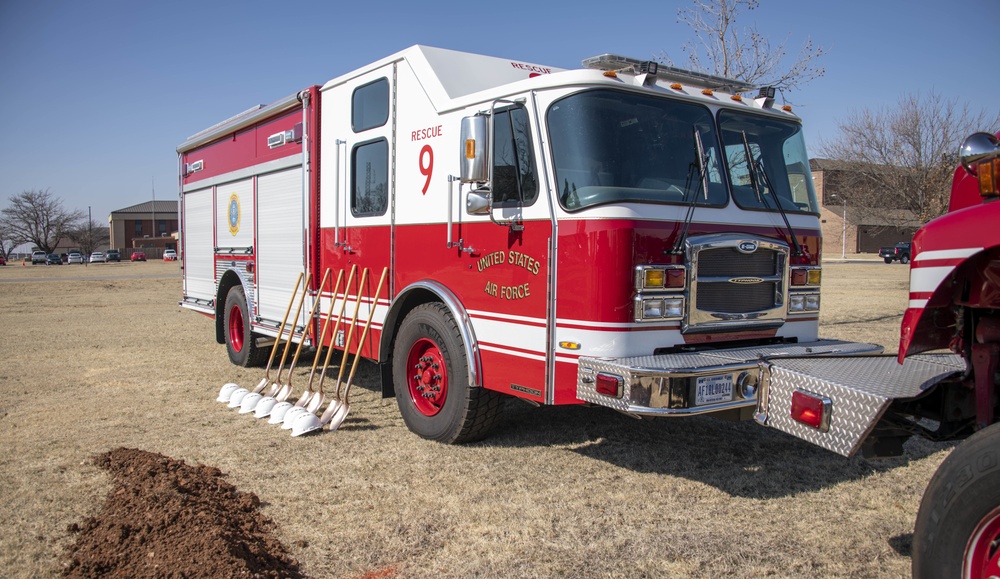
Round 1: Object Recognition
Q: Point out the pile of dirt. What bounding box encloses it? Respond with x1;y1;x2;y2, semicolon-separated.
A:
63;448;305;578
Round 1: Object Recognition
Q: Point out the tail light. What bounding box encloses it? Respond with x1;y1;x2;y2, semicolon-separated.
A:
791;390;831;432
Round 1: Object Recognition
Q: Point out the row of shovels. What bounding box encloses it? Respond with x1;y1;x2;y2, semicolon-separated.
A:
216;265;387;436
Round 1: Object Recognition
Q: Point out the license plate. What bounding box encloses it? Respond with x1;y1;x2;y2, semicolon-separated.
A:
695;374;733;405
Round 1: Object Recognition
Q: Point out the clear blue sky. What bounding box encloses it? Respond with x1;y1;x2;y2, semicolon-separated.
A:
1;0;997;223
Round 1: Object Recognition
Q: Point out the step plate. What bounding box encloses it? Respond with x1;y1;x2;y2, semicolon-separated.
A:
757;354;965;457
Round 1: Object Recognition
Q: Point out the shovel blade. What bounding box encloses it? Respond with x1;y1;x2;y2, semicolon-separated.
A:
252;377;270;394
327;402;351;431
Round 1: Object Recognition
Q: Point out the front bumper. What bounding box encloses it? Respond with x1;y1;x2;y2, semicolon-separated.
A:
576;340;882;417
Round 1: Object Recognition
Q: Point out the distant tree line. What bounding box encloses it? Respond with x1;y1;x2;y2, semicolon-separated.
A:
0;189;109;259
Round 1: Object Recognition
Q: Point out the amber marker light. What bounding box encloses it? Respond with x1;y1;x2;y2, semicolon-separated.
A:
702;89;714;96
644;268;666;288
559;341;581;351
979;159;999;197
670;83;683;90
731;94;743;102
782;105;793;112
603;70;618;78
465;140;475;159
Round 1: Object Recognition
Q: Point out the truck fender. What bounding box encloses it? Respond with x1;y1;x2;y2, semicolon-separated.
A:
379;280;483;394
215;268;255;345
900;201;1000;360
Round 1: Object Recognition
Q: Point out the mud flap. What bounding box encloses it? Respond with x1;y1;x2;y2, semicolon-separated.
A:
755;354;966;457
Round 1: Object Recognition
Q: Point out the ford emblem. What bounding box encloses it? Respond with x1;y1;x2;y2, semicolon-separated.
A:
729;277;764;285
737;241;758;254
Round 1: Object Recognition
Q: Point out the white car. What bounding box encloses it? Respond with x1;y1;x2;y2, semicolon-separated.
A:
163;249;177;261
67;252;84;264
90;252;106;263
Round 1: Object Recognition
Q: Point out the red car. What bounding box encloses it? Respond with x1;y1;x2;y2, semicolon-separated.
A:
131;251;146;262
0;255;6;266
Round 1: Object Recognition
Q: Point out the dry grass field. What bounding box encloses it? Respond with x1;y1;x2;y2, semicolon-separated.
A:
0;259;945;578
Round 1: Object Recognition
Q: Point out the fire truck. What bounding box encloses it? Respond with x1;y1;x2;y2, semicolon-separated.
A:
177;46;998;576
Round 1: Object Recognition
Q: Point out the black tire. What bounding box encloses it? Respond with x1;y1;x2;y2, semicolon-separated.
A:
912;422;1000;579
901;254;910;264
392;303;504;444
223;285;267;368
884;257;893;264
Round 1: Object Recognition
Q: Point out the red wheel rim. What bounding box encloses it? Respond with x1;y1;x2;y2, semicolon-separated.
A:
405;338;447;416
966;506;1000;578
229;303;245;353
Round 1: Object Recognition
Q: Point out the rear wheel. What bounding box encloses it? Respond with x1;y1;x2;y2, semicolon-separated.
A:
392;303;504;443
224;285;267;367
913;422;1000;579
901;254;910;264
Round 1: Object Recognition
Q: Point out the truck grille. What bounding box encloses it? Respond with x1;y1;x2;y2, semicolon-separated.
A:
685;235;789;333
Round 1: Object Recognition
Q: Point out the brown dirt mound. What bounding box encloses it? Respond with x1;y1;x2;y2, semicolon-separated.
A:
62;448;304;578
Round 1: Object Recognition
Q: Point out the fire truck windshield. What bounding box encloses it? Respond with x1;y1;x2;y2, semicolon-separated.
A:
718;109;819;214
547;89;819;214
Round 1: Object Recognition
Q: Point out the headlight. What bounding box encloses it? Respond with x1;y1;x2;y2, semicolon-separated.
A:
637;297;684;321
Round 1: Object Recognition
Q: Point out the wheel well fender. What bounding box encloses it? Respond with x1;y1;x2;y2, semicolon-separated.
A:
215;269;253;344
379;281;483;393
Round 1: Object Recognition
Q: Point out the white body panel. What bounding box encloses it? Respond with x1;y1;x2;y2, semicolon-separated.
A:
182;187;215;301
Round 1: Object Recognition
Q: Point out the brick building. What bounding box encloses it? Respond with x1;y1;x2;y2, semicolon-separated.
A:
109;200;179;255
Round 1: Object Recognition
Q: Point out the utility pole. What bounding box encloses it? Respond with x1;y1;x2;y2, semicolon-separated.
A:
87;206;92;266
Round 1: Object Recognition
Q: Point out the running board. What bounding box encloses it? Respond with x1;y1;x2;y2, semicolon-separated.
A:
755;354;966;457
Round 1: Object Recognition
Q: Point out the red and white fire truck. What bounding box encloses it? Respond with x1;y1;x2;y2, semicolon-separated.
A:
178;46;999;576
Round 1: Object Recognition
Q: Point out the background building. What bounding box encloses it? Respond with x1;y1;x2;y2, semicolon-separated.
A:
811;159;919;258
109;200;178;257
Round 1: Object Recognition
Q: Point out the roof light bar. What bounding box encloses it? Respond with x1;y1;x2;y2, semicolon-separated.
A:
582;54;756;93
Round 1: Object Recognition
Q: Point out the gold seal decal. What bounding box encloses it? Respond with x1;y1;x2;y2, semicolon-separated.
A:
227;193;240;236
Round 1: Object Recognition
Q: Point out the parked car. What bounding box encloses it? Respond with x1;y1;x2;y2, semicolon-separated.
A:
878;241;912;264
131;251;146;262
90;251;106;263
163;249;177;261
106;250;121;262
67;252;84;264
46;253;62;265
31;250;47;264
0;255;6;266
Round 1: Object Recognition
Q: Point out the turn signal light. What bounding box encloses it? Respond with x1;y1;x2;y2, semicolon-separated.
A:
595;373;623;398
979;158;1000;197
791;390;831;431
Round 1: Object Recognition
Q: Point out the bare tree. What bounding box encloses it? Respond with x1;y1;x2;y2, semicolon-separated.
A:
821;92;1000;225
0;189;84;253
66;218;110;257
660;0;827;99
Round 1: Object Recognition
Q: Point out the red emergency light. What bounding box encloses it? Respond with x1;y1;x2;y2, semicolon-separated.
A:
790;390;831;432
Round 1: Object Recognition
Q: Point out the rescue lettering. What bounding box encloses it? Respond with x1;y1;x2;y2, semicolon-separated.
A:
411;125;443;141
510;62;552;75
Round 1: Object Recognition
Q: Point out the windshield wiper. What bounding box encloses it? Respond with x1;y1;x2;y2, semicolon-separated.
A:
741;131;803;257
671;128;710;254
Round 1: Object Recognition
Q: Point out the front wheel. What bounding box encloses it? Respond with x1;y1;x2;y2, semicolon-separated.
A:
392;303;504;444
912;422;1000;579
223;285;267;367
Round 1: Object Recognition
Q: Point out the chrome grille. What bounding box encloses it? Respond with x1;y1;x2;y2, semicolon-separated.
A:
685;234;789;333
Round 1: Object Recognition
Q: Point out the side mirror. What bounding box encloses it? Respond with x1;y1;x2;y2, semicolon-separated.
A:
960;132;1000;175
460;115;489;183
466;188;491;215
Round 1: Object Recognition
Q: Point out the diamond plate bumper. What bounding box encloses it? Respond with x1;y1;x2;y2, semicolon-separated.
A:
576;340;883;417
754;354;966;457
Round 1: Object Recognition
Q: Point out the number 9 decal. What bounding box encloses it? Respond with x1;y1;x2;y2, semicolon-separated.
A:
419;144;433;195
